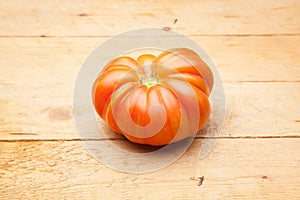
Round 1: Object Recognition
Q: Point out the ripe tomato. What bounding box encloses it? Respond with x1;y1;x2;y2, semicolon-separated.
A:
92;48;213;146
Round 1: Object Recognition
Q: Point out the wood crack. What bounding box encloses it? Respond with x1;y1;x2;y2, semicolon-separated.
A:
1;135;299;142
0;34;300;38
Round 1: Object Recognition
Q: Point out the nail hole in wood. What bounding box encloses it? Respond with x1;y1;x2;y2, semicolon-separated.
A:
190;176;205;186
78;13;89;17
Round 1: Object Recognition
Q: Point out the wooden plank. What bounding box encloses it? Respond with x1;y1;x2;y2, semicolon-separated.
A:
0;82;299;140
0;0;299;36
0;138;299;199
1;0;298;198
0;36;299;85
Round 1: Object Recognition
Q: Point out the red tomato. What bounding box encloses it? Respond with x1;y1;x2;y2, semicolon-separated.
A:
92;48;213;146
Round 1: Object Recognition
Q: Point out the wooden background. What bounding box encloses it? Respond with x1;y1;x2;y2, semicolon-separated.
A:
0;0;299;199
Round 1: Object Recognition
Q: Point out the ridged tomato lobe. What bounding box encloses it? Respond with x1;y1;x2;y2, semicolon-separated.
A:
92;48;213;146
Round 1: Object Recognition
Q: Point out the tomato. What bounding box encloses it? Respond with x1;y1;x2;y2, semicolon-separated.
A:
92;48;213;146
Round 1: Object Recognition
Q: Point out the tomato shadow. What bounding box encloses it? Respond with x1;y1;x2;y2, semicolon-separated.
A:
99;112;216;157
100;122;163;153
100;121;210;154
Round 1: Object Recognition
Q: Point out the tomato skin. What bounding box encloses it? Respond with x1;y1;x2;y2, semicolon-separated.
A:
92;48;213;146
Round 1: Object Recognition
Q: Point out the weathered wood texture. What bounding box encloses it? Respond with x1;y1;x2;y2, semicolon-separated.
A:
0;0;299;36
0;36;299;85
0;0;299;199
0;82;299;140
0;36;299;139
0;139;299;199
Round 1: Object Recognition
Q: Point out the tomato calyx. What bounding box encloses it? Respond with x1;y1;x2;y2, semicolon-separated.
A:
139;71;159;88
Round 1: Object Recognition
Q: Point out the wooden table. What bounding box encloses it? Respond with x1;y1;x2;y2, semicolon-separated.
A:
0;0;299;199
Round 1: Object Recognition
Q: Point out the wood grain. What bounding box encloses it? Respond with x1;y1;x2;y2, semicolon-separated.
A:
0;0;299;36
0;36;299;85
0;138;299;199
0;82;299;140
1;0;300;199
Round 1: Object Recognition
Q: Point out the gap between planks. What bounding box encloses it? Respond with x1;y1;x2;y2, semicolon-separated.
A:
1;80;300;87
1;135;300;142
0;33;300;37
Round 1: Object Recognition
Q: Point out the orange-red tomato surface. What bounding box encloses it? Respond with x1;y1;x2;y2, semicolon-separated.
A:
92;48;213;146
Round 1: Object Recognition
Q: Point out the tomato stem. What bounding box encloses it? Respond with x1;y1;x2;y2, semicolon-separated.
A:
140;71;159;88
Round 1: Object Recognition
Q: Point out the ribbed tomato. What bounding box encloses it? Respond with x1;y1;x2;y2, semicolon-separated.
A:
92;48;213;146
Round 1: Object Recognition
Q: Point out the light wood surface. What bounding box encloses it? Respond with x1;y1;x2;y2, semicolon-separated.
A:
0;82;299;140
1;36;299;85
0;0;299;36
0;0;299;199
1;139;299;199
